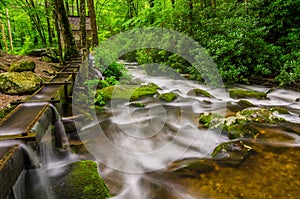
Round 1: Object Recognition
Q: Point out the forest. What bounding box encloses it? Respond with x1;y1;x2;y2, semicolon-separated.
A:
0;0;299;86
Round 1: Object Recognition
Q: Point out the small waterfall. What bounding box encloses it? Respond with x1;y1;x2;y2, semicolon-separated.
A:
4;141;56;199
11;102;79;199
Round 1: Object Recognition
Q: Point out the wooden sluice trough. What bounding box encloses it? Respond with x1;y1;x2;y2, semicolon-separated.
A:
0;57;82;198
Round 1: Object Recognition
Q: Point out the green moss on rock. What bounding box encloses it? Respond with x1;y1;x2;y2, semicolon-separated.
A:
199;112;224;128
199;107;288;139
0;71;42;94
8;59;35;72
158;92;177;102
129;102;146;107
52;160;111;199
226;122;260;139
187;88;215;98
229;89;267;100
269;107;289;114
237;100;255;108
211;140;253;165
99;82;159;101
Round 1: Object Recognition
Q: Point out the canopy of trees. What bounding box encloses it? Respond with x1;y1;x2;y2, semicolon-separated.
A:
0;0;299;85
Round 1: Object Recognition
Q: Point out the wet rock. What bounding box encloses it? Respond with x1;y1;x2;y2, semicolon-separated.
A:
226;122;260;139
187;88;215;98
199;112;224;128
199;108;288;139
238;108;286;124
211;140;253;165
158;92;177;102
0;71;42;95
129;102;146;107
229;89;268;100
167;158;216;176
269;107;289;114
8;59;35;72
50;160;111;199
99;82;159;101
237;100;255;108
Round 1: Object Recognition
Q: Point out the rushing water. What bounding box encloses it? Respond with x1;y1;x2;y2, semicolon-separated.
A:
75;60;300;199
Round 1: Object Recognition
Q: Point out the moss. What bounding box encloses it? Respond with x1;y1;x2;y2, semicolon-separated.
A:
129;102;145;107
0;71;42;94
100;82;159;101
239;108;286;123
227;122;260;139
8;60;35;72
53;160;111;199
229;89;267;100
211;140;253;165
237;100;255;108
199;112;224;128
269;107;289;114
187;88;215;98
0;105;17;121
158;92;177;102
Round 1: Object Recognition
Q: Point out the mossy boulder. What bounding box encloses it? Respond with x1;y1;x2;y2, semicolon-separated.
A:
8;59;35;72
99;82;159;101
0;71;42;94
211;140;253;165
229;89;267;100
199;108;288;139
158;92;177;102
51;160;111;199
187;88;215;98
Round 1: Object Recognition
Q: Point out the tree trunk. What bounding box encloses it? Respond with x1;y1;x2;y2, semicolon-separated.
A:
45;0;53;46
53;5;63;59
0;21;8;52
53;0;77;60
244;0;247;14
80;0;86;49
76;0;80;16
87;0;98;47
6;9;13;51
29;0;47;47
65;0;70;16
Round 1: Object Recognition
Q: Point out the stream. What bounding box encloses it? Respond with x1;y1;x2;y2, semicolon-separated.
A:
74;61;300;199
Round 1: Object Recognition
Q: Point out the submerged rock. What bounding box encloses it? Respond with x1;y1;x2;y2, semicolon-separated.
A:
0;71;42;94
229;89;268;100
158;92;177;102
167;158;216;176
8;59;35;72
187;88;215;98
50;160;111;199
211;140;253;165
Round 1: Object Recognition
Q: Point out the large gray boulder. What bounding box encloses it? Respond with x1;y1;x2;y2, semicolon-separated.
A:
0;71;42;94
8;59;36;72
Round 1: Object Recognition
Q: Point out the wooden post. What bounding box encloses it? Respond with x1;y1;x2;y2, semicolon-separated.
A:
0;21;8;52
6;8;13;51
